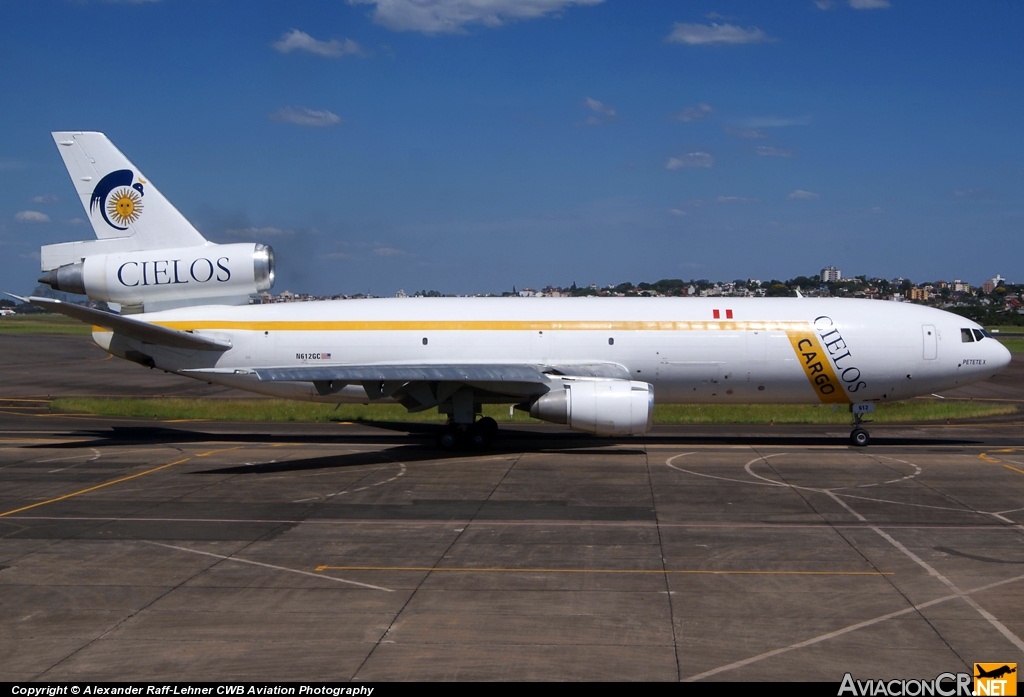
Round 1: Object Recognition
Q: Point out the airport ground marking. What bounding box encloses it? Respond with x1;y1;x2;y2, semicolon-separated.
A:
145;541;393;593
824;489;1024;653
685;570;1024;681
314;565;890;576
196;446;244;458
1004;464;1024;476
0;456;191;518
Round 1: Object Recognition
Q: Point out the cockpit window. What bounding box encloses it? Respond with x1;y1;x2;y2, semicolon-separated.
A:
981;329;993;339
961;328;975;343
972;329;985;342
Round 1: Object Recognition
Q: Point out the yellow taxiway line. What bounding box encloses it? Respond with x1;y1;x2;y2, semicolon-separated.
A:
0;456;191;515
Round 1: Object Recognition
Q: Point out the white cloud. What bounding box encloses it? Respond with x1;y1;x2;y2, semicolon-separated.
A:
665;152;714;169
272;29;365;58
15;210;49;223
666;22;774;46
849;0;890;8
787;189;821;200
581;97;617;125
755;146;794;157
268;107;343;127
952;188;991;201
669;208;688;216
374;247;405;257
584;97;616;116
735;115;812;128
716;196;758;203
226;226;294;237
31;194;58;204
724;126;768;140
815;0;837;9
68;218;86;225
671;103;713;122
349;0;603;35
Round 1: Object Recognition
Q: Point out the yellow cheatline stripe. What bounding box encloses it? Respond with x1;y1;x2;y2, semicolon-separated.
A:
1004;465;1024;476
314;565;890;575
785;330;850;404
0;457;190;518
154;319;812;333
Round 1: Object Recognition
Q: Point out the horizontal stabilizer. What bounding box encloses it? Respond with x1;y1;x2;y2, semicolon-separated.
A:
253;364;549;384
26;297;231;351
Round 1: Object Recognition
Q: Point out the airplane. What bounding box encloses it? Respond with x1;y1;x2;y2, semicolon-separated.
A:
23;131;1012;449
975;665;1016;680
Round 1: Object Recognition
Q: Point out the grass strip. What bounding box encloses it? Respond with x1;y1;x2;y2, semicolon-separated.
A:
49;397;1016;425
0;315;93;336
996;337;1024;354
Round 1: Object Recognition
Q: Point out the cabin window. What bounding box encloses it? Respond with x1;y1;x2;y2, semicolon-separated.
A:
608;337;614;345
961;328;975;343
972;329;985;341
422;337;428;345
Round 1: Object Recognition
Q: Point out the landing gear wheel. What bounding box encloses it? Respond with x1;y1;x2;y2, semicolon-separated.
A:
437;428;459;450
850;428;870;447
468;430;490;450
476;416;498;437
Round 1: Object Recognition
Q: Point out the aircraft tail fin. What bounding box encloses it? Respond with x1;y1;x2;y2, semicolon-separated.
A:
49;132;208;260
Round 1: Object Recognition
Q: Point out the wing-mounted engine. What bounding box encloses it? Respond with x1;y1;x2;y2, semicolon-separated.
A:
529;379;654;436
38;243;274;313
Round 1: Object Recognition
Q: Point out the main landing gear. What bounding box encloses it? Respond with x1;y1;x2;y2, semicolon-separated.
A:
436;416;499;450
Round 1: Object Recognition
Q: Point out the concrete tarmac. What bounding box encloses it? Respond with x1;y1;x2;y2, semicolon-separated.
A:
2;335;1023;681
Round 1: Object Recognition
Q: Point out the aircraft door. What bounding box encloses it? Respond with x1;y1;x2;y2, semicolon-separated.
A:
922;325;937;360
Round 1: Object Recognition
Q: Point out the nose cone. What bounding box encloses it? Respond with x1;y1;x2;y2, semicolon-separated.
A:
993;339;1013;372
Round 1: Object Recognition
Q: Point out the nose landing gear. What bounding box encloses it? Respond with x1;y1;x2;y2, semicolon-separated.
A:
849;403;874;447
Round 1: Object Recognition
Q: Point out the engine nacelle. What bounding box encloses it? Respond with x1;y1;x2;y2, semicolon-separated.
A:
40;243;274;312
530;379;654;436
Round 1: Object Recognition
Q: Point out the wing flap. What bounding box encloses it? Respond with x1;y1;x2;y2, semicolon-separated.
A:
26;296;231;351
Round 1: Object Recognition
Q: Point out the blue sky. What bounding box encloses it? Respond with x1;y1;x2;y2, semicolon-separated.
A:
1;1;1021;296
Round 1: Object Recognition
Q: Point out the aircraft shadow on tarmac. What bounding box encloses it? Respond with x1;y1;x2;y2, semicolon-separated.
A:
23;422;981;473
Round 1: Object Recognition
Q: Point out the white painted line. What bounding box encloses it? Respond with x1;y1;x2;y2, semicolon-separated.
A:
824;490;1024;653
143;541;394;593
48;447;102;472
685;571;1024;681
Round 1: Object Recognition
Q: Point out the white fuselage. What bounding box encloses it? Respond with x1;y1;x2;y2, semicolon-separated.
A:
94;296;1011;407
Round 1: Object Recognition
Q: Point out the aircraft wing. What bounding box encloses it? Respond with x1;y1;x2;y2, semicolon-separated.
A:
253;364;549;384
23;296;232;351
234;362;631;412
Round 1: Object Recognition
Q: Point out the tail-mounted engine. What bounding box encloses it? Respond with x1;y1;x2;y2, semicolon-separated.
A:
39;243;274;313
529;379;654;436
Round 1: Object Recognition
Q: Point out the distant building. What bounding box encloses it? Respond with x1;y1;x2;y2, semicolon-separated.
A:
821;266;841;283
983;274;1006;294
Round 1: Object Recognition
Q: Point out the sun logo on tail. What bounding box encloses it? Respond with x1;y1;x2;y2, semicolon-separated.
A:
90;169;145;230
107;187;143;226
